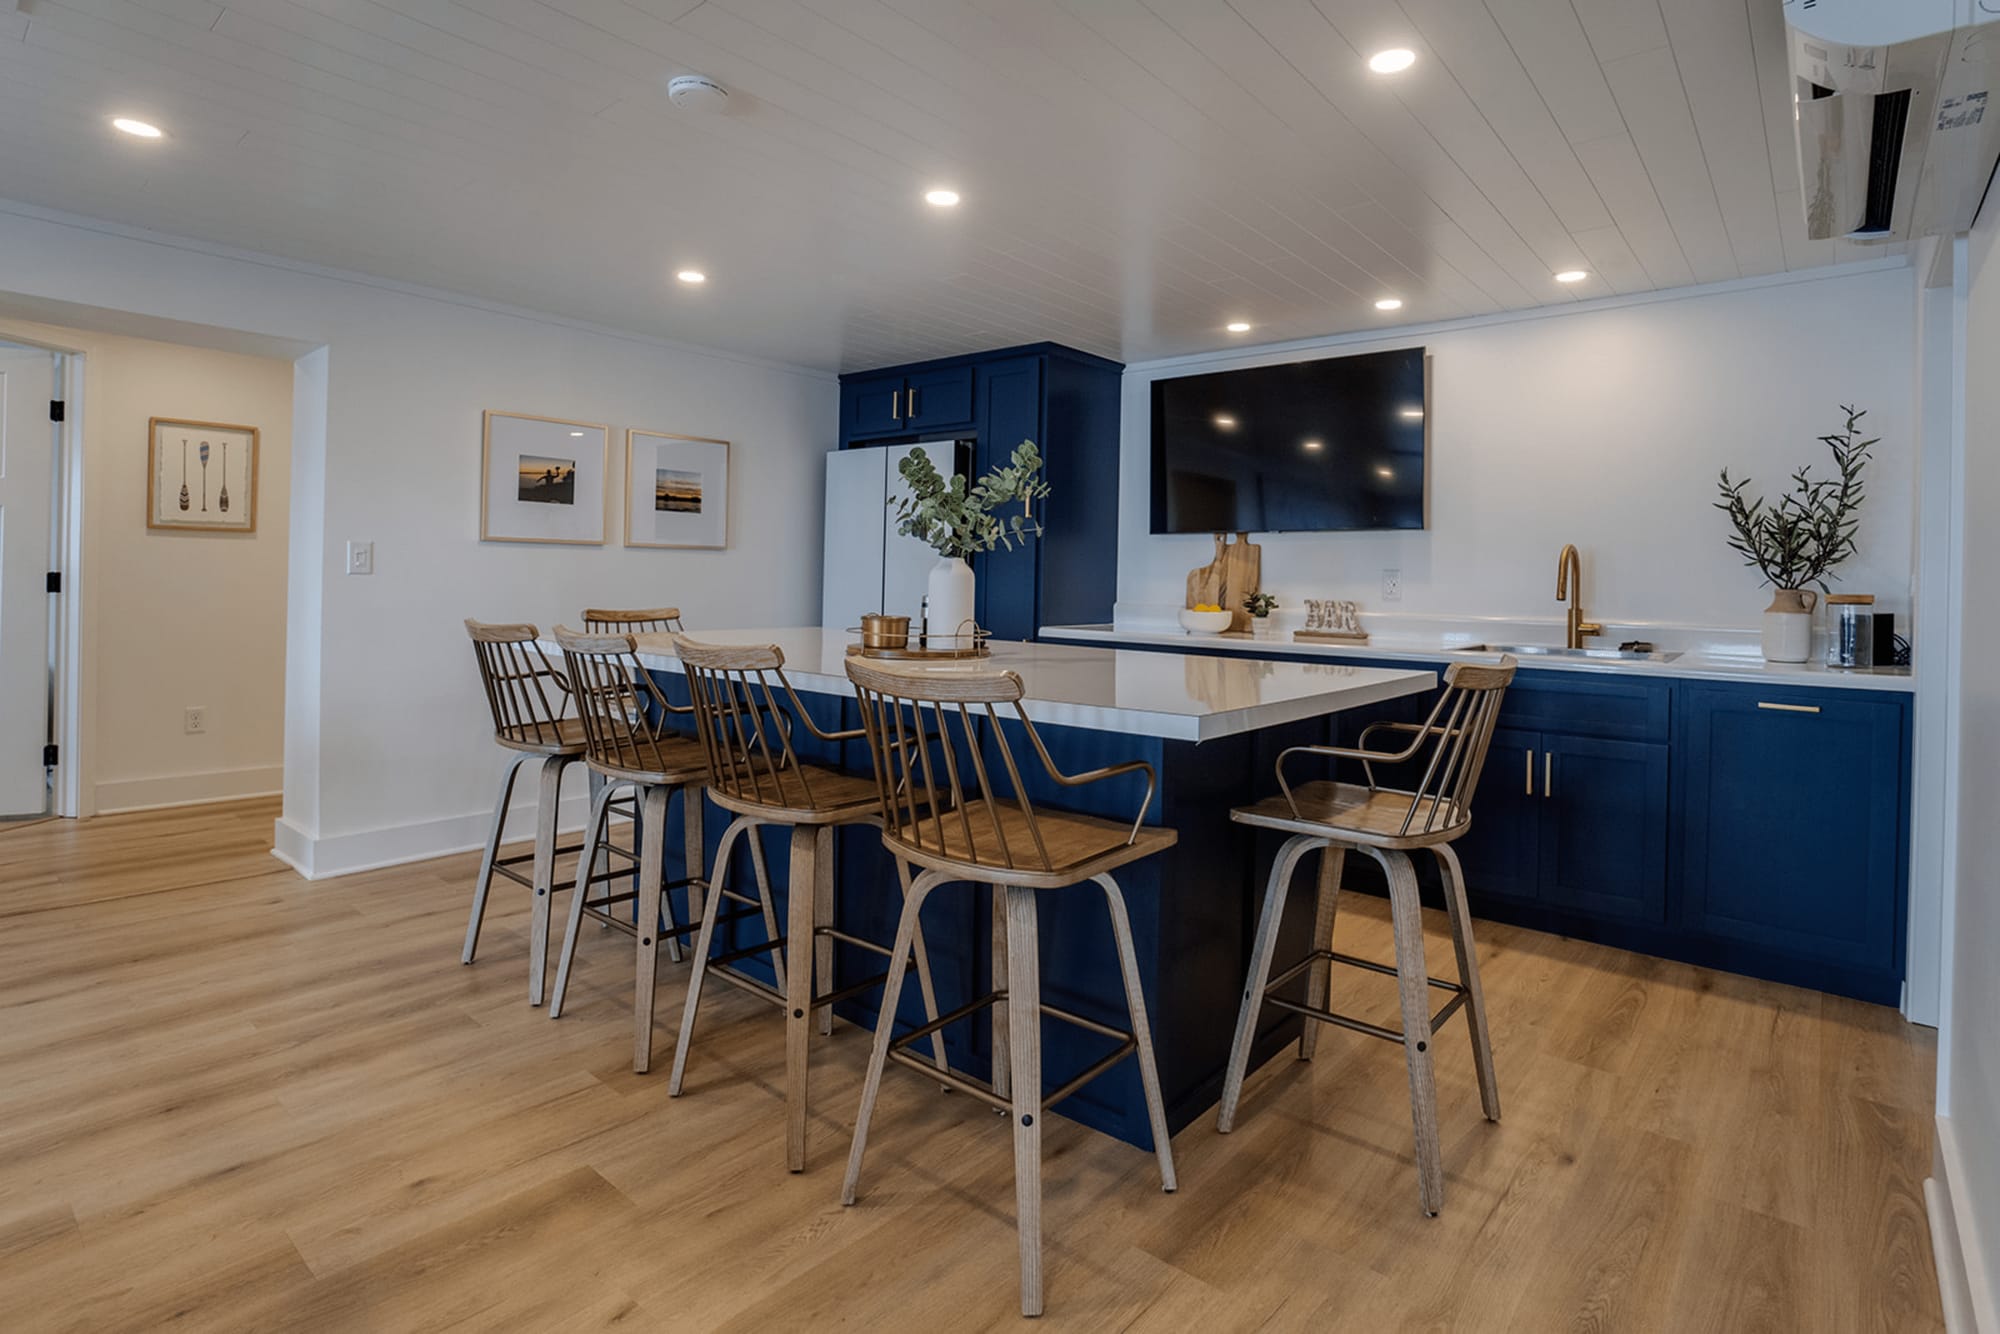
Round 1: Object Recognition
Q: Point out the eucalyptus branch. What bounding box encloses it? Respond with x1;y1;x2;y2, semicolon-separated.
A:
889;440;1051;561
1714;405;1876;592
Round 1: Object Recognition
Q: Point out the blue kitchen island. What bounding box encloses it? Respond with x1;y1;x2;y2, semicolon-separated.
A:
596;629;1437;1153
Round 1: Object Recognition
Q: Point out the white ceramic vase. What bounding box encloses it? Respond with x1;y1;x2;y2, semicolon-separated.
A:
1761;588;1818;663
926;555;977;643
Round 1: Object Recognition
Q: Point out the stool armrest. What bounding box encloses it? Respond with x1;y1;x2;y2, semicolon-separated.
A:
1275;728;1432;816
1018;720;1158;844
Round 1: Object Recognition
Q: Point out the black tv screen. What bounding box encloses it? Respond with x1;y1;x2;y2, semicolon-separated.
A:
1149;347;1428;533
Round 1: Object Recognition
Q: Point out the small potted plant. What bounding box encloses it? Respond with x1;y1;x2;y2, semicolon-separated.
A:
1242;591;1279;639
890;440;1050;642
1715;405;1877;663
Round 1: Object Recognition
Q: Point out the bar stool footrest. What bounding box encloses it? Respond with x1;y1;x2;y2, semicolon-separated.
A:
1261;947;1470;1044
884;989;1139;1116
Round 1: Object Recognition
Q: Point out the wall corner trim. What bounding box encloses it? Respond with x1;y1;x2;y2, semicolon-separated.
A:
269;789;600;881
1928;1115;1997;1333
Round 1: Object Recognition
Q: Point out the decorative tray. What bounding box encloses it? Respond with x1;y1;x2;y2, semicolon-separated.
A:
845;626;992;661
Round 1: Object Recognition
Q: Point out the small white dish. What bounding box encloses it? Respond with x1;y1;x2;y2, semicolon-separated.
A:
1179;608;1234;634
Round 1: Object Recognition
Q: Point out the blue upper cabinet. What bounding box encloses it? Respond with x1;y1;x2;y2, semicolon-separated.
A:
1679;683;1909;991
839;343;1122;641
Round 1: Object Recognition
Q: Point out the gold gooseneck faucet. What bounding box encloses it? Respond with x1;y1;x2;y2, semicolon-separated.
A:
1556;544;1604;649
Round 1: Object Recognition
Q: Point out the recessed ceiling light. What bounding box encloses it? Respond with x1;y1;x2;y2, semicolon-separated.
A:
1555;269;1589;283
1303;439;1324;452
1398;406;1425;420
569;431;585;437
1212;413;1238;430
924;188;961;207
1375;465;1395;479
1368;48;1417;74
1374;297;1403;312
1226;321;1252;333
112;117;163;139
676;269;707;285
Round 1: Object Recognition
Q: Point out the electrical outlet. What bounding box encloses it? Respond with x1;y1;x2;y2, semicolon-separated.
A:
184;706;208;735
346;541;374;576
1381;569;1402;602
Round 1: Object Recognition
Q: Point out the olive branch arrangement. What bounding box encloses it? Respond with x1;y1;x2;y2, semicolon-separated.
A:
889;440;1051;561
1714;405;1876;592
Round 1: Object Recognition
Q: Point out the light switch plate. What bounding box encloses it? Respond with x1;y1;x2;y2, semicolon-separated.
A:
346;541;373;576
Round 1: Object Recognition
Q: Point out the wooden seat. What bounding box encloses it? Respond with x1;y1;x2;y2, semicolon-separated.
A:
461;619;590;1006
1216;657;1516;1219
544;626;756;1076
840;656;1178;1319
665;635;948;1175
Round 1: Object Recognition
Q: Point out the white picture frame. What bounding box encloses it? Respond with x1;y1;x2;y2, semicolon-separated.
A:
481;410;609;545
148;418;258;533
624;429;729;550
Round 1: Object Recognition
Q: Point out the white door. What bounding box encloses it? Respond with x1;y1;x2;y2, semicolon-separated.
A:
882;441;963;626
0;349;55;818
821;447;888;630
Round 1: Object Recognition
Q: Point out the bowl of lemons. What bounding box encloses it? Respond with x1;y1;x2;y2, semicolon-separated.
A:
1178;604;1235;634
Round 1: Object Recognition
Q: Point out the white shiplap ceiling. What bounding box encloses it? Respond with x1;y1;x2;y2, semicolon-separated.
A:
0;0;1894;371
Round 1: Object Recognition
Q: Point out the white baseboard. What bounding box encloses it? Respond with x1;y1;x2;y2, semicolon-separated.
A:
94;764;285;814
1929;1115;1997;1334
268;788;606;881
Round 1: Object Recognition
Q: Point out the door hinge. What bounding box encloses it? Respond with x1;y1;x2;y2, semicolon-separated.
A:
46;571;61;594
42;744;58;768
49;400;65;423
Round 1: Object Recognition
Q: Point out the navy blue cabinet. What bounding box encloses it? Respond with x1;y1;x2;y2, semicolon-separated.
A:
1456;726;1540;903
1679;684;1908;992
1541;734;1670;922
838;343;1122;642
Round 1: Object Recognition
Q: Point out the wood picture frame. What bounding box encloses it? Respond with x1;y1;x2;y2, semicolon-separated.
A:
148;418;259;533
480;410;610;545
624;428;730;550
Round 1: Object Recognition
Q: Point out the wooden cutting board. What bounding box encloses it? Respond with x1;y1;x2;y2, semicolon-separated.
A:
1186;532;1262;632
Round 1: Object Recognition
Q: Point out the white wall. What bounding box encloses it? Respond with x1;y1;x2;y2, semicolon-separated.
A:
1116;265;1917;639
0;314;294;813
0;200;838;875
1936;204;2000;1327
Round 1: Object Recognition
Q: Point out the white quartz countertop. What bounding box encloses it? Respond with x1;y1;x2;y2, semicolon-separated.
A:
555;627;1437;743
1038;623;1917;694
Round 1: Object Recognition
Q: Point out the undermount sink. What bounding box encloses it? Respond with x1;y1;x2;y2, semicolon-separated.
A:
1451;643;1684;664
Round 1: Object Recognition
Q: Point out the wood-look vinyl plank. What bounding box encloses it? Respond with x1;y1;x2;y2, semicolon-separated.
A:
0;800;1945;1329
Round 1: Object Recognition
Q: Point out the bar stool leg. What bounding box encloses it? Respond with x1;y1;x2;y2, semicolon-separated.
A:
747;827;783;994
1370;847;1444;1216
896;859;950;1071
813;825;836;1038
463;754;530;965
784;824;822;1170
989;884;1011;1102
841;869;944;1206
1003;886;1044;1318
668;785;704;965
550;775;620;1019
1435;844;1501;1122
1217;833;1322;1132
527;755;568;1006
587;770;612;934
633;783;670;1074
1299;846;1346;1062
1093;874;1176;1193
669;815;754;1095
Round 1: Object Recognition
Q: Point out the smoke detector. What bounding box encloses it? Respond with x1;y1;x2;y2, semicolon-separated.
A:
666;75;729;111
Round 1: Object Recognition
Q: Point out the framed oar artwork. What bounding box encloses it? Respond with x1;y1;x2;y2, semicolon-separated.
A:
148;418;258;533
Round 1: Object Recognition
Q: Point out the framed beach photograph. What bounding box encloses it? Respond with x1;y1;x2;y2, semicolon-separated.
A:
148;418;258;533
625;429;729;550
481;410;609;545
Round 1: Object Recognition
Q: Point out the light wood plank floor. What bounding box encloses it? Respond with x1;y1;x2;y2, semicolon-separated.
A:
0;798;1942;1331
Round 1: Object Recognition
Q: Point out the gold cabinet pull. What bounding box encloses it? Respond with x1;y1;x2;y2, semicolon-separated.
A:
891;389;902;420
1544;751;1552;798
1524;748;1533;795
1757;701;1821;714
908;385;919;417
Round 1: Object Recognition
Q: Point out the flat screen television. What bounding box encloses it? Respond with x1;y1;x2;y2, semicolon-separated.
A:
1149;347;1428;533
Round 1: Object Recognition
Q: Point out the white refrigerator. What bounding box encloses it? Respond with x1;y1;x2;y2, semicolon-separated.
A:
821;440;971;632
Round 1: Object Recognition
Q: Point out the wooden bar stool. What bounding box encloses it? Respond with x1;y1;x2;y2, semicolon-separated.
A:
580;607;691;957
544;627;720;1073
1217;657;1516;1218
461;619;588;1006
667;636;948;1174
839;658;1178;1319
